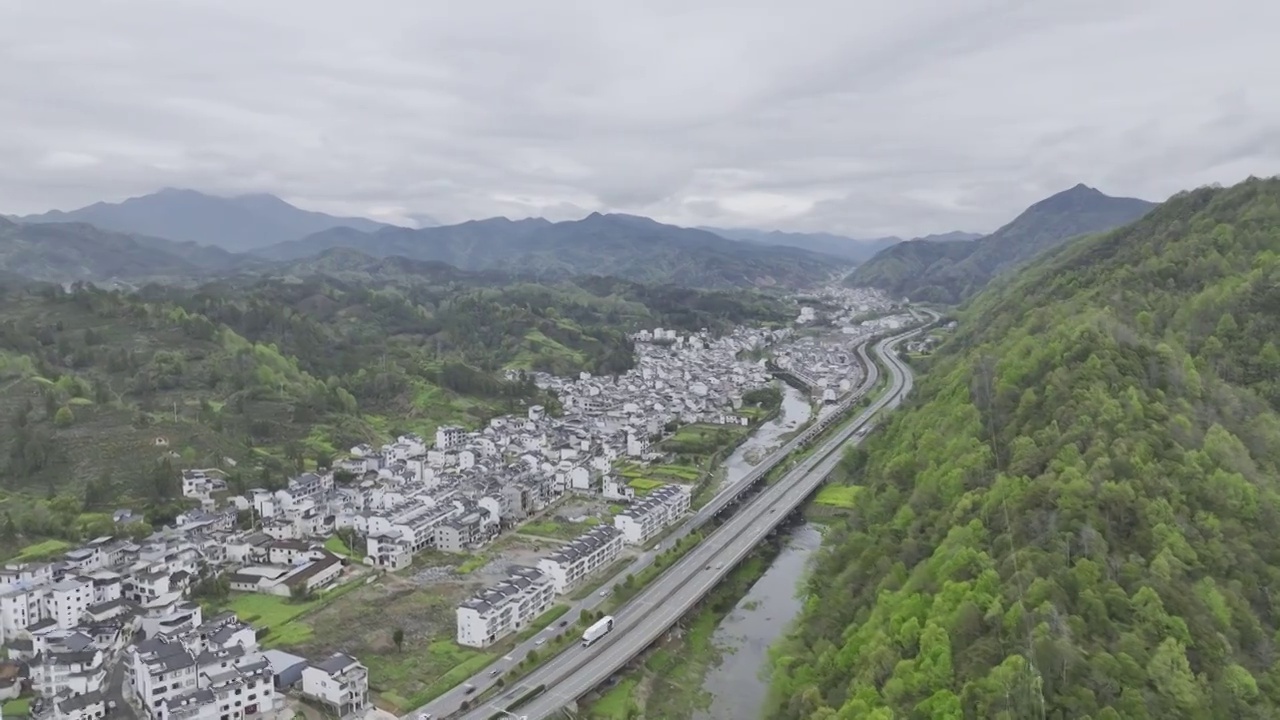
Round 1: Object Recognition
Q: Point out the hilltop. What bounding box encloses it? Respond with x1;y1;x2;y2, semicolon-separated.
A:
18;188;393;253
257;213;846;289
0;215;249;283
771;177;1280;718
849;184;1156;303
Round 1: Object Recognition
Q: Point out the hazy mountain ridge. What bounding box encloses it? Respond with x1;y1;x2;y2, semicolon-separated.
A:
848;184;1157;303
0;215;251;283
18;188;395;252
697;226;901;262
259;212;847;289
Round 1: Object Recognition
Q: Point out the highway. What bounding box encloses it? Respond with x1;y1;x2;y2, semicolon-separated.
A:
405;316;918;720
458;316;934;720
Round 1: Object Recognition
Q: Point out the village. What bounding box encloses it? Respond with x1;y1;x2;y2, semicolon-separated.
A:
0;287;902;720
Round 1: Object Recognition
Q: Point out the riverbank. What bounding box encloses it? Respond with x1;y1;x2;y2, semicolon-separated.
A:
581;539;783;719
580;522;823;720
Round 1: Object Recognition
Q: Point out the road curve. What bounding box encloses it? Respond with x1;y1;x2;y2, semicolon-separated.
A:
407;321;898;720
463;316;935;720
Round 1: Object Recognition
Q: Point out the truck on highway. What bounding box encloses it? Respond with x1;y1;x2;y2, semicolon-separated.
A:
582;616;615;647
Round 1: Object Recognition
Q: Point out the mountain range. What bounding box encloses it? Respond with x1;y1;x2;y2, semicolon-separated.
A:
15;187;396;253
5;185;1152;294
698;227;981;261
258;212;844;289
847;184;1157;303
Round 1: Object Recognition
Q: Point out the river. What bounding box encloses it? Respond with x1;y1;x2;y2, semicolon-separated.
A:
717;384;812;491
693;523;823;720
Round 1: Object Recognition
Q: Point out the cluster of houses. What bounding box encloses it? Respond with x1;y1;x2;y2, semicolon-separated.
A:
454;482;691;648
0;533;368;720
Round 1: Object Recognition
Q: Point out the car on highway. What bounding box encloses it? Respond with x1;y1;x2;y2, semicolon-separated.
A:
417;713;432;720
535;637;546;645
715;563;724;570
462;685;476;695
489;669;500;677
599;588;610;597
558;619;569;627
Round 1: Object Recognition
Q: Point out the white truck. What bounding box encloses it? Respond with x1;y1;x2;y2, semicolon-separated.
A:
582;616;615;647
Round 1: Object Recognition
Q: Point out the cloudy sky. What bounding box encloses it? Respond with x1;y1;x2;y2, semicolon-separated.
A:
2;0;1277;238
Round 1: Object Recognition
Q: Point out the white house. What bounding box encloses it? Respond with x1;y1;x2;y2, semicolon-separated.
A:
455;567;554;648
613;484;691;545
300;653;369;718
536;526;624;595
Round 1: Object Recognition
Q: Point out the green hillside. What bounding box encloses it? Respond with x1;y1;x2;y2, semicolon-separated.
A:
849;185;1154;304
770;177;1280;719
0;271;791;525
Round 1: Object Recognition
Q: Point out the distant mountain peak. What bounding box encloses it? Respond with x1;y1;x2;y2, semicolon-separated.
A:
1030;183;1123;213
17;188;394;252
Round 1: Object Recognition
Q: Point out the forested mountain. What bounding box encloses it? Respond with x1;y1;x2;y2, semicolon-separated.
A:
770;177;1280;718
0;272;790;512
0;216;247;282
18;188;393;252
849;185;1156;303
698;227;900;262
258;212;844;289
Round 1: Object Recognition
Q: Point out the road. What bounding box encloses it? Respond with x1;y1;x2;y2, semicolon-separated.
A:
459;318;934;720
405;323;906;720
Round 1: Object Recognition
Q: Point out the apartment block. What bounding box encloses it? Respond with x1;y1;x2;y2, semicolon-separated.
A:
455;566;554;648
613;484;691;545
536;526;624;594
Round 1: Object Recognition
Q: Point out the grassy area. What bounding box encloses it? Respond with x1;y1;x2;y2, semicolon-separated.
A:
456;553;489;574
323;535;354;557
274;574;480;712
217;572;366;647
626;477;666;493
813;484;861;509
3;697;31;717
519;519;593;540
662;424;749;456
10;538;72;562
589;679;640;719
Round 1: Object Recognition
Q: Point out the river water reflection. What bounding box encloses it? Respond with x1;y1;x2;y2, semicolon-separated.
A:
718;384;812;492
693;523;823;720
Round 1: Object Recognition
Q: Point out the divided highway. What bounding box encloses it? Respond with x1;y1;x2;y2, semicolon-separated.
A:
407;319;908;720
459;316;935;720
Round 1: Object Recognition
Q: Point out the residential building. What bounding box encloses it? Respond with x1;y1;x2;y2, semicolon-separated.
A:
536;526;624;595
613;484;691;545
455;567;554;648
299;653;369;718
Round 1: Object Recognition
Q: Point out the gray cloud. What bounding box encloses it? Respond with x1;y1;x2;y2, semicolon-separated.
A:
2;0;1278;237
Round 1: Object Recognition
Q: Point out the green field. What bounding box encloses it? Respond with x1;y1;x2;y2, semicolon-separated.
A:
323;535;354;557
626;477;666;493
813;484;861;509
9;538;72;562
519;519;594;540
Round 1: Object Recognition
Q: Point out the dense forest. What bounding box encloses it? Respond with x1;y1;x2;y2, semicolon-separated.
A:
0;271;792;510
771;177;1280;718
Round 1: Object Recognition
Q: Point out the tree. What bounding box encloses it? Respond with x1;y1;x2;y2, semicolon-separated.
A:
53;406;74;428
392;628;405;653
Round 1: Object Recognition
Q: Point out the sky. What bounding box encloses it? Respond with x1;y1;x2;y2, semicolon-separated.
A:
1;0;1278;239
